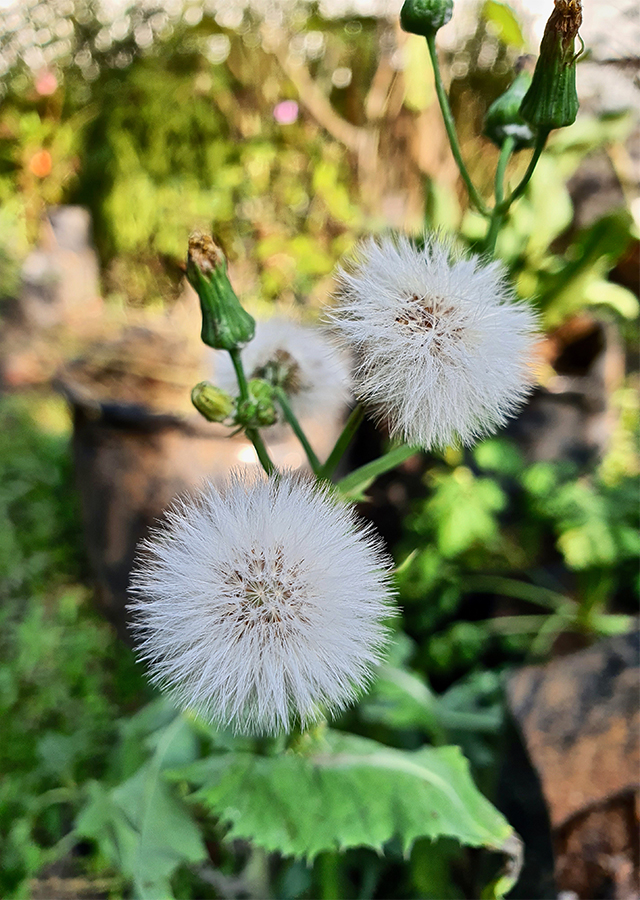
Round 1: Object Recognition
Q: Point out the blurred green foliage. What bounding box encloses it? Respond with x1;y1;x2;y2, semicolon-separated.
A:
396;437;639;680
0;395;146;895
0;2;638;897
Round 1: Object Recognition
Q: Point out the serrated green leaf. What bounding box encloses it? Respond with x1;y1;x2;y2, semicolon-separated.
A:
174;731;517;870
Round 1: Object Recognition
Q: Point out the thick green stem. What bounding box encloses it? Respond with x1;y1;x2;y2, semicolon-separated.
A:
426;33;490;217
229;348;275;475
229;347;250;401
482;135;515;256
319;404;365;481
275;387;321;476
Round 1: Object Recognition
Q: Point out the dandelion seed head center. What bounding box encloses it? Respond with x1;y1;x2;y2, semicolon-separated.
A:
254;349;303;395
395;294;465;348
222;543;311;630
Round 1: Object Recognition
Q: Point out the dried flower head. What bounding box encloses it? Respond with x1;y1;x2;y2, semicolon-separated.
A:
216;317;351;423
329;234;538;450
128;471;393;734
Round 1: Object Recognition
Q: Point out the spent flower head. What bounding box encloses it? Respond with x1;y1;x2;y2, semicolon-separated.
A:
216;317;351;423
128;471;393;734
329;234;538;450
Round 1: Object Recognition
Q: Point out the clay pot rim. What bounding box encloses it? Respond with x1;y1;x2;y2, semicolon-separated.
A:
54;375;227;436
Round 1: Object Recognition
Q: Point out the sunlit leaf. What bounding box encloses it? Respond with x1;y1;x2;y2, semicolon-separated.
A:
482;1;526;49
175;730;519;879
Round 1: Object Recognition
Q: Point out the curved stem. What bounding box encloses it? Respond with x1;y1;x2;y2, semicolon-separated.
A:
425;33;490;218
228;348;275;475
501;129;549;208
482;135;515;256
274;387;321;476
319;403;365;481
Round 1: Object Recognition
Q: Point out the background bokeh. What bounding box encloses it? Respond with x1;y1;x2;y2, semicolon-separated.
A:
0;0;638;897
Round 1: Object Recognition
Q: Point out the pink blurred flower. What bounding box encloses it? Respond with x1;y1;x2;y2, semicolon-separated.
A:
35;69;58;96
273;100;299;125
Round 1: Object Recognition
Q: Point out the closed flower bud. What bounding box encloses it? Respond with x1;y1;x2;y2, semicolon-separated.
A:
191;381;234;423
484;69;536;150
236;379;277;428
519;0;582;131
400;0;454;37
187;232;255;351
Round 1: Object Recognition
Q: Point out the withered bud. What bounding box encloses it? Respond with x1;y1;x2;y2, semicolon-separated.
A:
519;0;583;131
187;232;225;276
186;231;255;351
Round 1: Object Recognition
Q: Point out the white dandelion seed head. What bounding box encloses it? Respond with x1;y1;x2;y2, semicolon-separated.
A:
328;234;539;450
215;317;351;423
128;470;394;735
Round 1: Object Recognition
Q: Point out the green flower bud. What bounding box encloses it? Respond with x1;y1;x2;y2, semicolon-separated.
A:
191;381;234;423
187;232;255;351
519;0;582;131
400;0;454;37
484;69;536;150
236;379;277;428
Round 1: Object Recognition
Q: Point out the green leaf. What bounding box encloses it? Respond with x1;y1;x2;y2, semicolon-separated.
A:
482;1;526;49
174;730;519;882
360;663;447;744
427;467;506;558
583;278;640;319
337;445;421;500
76;714;207;898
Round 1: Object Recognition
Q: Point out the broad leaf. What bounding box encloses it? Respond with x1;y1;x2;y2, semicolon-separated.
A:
173;730;519;889
76;714;207;899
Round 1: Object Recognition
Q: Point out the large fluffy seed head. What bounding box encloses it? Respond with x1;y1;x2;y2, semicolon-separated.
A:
128;471;393;734
329;234;539;450
215;317;351;423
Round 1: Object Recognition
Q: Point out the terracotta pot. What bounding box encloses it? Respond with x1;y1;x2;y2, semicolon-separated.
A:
56;332;344;642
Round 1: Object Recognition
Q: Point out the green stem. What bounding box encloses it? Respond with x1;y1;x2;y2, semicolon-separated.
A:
482;135;516;256
319;403;365;481
274;387;321;476
426;33;490;217
229;347;249;400
228;348;275;475
501;129;549;208
317;851;342;900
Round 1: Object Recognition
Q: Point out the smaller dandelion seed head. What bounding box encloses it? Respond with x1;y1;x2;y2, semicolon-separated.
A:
128;470;394;734
327;233;539;450
253;348;303;395
214;317;351;423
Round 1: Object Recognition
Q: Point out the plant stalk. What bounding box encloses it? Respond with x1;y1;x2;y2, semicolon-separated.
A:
275;387;321;475
319;403;365;481
426;33;490;217
229;348;275;475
